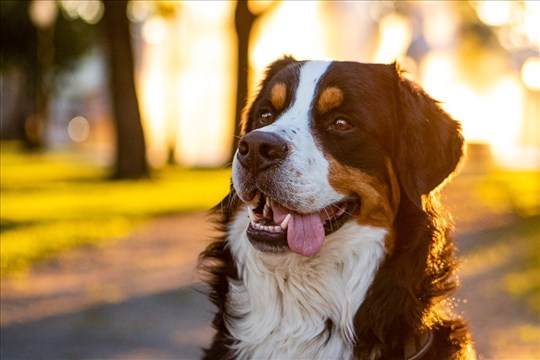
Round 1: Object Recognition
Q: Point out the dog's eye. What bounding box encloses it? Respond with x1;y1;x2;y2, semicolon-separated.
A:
258;111;274;125
329;119;353;132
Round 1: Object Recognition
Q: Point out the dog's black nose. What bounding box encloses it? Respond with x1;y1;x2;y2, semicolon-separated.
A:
237;131;289;174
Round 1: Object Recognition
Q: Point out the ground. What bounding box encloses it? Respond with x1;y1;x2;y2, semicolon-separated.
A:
1;188;539;359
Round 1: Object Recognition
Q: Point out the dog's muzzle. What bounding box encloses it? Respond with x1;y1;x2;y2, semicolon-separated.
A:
234;131;359;257
237;131;289;176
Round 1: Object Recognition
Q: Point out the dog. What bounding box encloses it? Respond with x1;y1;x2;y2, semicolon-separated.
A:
199;56;474;359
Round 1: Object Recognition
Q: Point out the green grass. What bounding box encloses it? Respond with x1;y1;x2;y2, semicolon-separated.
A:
466;170;540;314
1;143;231;275
477;171;540;217
503;218;540;313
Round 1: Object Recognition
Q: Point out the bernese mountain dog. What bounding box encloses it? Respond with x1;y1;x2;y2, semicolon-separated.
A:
199;56;475;359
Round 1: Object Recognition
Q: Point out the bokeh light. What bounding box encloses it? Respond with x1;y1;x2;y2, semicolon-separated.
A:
521;57;540;91
67;116;90;143
28;0;58;28
475;1;515;27
141;15;168;45
59;0;103;24
129;1;538;169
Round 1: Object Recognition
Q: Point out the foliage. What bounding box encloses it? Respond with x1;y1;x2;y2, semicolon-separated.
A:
0;1;38;71
0;143;231;275
0;0;98;74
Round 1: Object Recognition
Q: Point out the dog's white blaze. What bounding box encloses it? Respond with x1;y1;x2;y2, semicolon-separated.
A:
226;61;387;358
225;206;387;359
249;61;344;211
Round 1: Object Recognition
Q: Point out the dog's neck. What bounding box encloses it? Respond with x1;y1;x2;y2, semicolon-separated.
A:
225;207;387;359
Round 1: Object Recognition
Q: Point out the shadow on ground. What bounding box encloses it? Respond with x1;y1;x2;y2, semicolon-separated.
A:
1;285;213;360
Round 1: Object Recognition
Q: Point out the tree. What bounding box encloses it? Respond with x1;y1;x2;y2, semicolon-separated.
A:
0;0;97;149
102;0;149;179
230;0;279;163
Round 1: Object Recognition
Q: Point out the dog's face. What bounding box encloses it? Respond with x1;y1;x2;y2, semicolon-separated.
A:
232;57;463;257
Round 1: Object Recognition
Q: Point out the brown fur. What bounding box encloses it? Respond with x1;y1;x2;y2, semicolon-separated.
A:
270;82;287;111
317;86;344;113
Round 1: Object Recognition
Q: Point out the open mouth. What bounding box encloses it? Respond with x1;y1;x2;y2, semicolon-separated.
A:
246;192;359;257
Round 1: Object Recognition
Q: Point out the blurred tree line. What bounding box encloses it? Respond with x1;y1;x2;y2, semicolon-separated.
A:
1;0;97;150
0;0;273;179
1;0;148;178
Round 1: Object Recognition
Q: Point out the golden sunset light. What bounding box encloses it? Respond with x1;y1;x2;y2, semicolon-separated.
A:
2;2;539;359
129;1;539;169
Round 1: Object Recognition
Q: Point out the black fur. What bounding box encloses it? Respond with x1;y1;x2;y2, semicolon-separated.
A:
198;191;240;360
198;57;473;359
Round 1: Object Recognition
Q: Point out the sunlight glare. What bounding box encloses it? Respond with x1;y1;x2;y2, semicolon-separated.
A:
422;2;458;48
137;1;234;167
251;1;328;86
174;1;234;166
139;43;167;168
421;53;530;168
475;1;514;27
142;16;168;45
372;13;412;63
444;79;524;167
420;52;456;100
521;57;540;91
524;2;540;47
181;0;232;22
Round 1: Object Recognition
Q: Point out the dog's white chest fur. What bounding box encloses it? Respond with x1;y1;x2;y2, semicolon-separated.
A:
225;208;386;359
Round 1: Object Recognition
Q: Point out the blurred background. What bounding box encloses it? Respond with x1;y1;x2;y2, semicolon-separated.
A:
1;1;538;359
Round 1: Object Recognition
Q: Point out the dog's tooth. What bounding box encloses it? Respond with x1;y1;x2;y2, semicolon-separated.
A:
280;214;291;230
263;202;270;218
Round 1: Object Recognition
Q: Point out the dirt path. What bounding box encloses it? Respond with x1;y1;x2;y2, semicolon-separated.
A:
1;207;539;359
454;218;540;360
1;213;216;360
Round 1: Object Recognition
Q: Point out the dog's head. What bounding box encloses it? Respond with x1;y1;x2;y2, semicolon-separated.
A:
232;57;463;257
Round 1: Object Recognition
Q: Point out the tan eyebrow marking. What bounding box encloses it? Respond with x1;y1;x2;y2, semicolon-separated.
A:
317;86;344;113
270;82;287;111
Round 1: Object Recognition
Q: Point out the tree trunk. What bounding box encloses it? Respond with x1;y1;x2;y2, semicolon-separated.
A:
231;0;257;163
102;0;148;179
25;21;55;150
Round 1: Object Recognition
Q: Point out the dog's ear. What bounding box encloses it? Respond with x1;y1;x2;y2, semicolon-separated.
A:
393;64;464;208
241;55;298;134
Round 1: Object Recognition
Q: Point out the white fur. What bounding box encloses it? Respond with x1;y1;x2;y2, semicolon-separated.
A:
232;61;344;211
226;60;387;358
224;206;387;359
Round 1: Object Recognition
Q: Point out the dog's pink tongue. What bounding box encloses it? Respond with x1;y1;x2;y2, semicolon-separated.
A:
287;213;325;256
272;203;324;257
